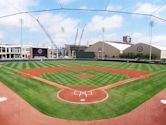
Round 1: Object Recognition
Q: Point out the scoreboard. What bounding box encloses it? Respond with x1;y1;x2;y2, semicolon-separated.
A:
32;48;48;58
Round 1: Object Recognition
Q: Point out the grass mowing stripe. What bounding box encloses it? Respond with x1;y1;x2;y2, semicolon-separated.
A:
40;70;128;87
24;62;31;69
32;62;42;68
8;62;19;68
41;61;55;67
1;60;166;120
15;62;24;69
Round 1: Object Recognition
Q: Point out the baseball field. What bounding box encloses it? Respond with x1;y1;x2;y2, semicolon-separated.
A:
0;60;166;120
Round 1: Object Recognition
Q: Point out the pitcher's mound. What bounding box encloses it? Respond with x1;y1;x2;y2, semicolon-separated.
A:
57;86;108;104
74;73;95;78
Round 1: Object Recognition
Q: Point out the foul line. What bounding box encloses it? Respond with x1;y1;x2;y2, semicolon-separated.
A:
16;70;152;92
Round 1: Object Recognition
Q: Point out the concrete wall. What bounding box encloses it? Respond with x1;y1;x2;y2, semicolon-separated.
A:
85;42;120;58
161;50;166;59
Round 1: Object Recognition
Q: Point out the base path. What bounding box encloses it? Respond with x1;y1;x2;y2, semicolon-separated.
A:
0;83;165;125
18;66;151;78
17;67;152;104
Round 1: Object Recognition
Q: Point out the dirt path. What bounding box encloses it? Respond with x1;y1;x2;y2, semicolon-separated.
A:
17;67;152;104
0;82;165;125
17;70;72;90
17;67;152;92
18;66;151;78
97;73;150;90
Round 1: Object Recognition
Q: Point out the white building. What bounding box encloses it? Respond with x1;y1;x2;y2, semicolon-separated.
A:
0;44;21;59
21;45;33;59
0;44;50;60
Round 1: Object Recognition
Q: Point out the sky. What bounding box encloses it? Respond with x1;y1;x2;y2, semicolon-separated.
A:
0;0;166;48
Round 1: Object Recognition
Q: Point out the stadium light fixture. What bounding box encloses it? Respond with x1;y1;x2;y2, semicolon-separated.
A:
102;27;105;59
149;20;154;62
20;18;23;59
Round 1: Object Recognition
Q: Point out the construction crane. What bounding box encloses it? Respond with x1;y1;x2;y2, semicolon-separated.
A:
4;2;59;59
78;24;86;47
77;24;86;52
36;18;59;59
74;28;79;45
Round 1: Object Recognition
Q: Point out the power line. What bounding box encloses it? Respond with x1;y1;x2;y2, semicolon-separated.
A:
62;8;151;16
0;8;150;18
152;15;166;21
0;7;166;22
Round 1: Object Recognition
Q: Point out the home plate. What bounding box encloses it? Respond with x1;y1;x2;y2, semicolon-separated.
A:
0;97;7;102
80;99;86;102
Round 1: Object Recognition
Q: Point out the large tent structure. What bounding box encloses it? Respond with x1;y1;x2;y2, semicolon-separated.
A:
85;41;131;58
124;43;166;59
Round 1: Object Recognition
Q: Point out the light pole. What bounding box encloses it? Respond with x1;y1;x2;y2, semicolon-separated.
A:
149;20;154;62
20;18;23;59
102;27;105;59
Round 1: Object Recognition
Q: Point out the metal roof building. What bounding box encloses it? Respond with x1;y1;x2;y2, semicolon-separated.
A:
123;43;166;59
85;41;132;58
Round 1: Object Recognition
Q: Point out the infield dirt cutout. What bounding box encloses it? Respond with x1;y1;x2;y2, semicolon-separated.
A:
74;73;95;78
57;86;108;104
17;66;152;104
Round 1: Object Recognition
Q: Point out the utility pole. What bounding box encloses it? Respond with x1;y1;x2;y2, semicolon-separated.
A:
149;20;154;62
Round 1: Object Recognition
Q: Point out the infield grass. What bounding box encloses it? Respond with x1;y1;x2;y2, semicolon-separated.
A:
40;70;128;87
0;60;166;120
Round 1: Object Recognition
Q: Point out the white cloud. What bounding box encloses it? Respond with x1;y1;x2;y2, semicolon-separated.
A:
58;0;75;5
134;3;158;14
0;14;37;31
133;2;166;22
0;0;39;30
36;12;80;44
0;32;4;39
130;32;149;44
0;0;39;15
80;6;94;10
106;5;122;10
132;32;143;38
80;6;88;9
80;5;92;9
153;35;166;44
0;0;79;46
86;15;123;32
130;32;166;46
83;32;121;46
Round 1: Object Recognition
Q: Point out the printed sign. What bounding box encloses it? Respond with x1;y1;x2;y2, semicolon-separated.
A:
137;46;143;52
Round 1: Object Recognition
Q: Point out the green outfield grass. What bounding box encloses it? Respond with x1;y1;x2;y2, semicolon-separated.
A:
0;60;166;120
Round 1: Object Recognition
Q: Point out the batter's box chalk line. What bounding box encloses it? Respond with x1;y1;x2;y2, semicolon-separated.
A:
73;90;93;97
